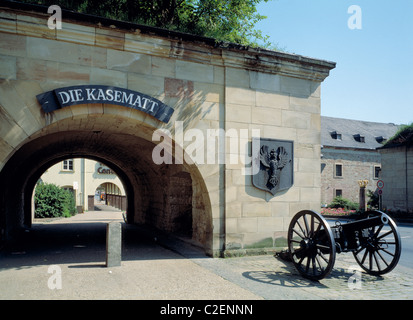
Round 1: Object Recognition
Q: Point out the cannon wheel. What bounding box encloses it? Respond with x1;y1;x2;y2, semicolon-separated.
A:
353;211;401;276
288;210;336;281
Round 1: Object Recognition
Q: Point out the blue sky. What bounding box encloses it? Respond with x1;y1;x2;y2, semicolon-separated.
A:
255;0;413;125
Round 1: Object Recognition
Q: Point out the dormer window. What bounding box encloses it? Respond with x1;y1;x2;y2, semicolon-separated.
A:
375;136;387;144
353;134;365;143
330;131;342;140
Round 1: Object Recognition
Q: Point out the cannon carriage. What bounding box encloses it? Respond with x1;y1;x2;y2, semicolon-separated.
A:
285;210;401;280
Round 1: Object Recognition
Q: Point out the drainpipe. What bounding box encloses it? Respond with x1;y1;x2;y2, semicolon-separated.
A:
81;158;86;210
406;146;409;212
220;66;226;257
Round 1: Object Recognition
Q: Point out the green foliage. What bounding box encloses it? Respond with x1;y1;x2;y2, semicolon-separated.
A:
328;196;359;211
385;122;413;146
18;0;275;48
34;183;77;218
367;189;379;209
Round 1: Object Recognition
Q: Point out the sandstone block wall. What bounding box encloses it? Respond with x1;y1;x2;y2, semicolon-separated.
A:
0;6;334;256
380;147;413;213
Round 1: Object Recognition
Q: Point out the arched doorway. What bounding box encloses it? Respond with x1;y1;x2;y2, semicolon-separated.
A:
95;182;125;211
0;109;212;254
36;158;127;213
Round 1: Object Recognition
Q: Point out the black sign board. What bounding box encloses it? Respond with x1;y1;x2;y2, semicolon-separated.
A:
36;85;174;123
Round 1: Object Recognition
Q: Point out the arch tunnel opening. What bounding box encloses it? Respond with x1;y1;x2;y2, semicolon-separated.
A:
0;116;213;257
94;181;125;211
36;158;128;215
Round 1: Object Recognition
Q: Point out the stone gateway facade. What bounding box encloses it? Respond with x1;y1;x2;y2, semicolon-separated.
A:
0;2;335;256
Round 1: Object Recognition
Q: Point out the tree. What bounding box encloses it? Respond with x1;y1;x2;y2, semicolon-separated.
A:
19;0;273;48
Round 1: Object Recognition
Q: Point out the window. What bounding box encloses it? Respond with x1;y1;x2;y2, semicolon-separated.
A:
335;189;343;197
62;159;74;171
375;136;387;144
334;163;343;178
321;163;326;173
62;186;75;195
330;131;342;140
353;134;365;143
374;165;381;179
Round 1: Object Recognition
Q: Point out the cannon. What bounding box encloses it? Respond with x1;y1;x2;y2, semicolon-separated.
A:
284;210;401;281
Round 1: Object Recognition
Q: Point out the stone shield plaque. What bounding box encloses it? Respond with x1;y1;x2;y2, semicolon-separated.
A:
252;137;294;196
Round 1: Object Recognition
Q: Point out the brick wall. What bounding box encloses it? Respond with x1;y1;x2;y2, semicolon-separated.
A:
321;147;381;205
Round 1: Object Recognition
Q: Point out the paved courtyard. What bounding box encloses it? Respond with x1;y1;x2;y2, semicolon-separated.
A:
193;252;413;300
0;211;412;300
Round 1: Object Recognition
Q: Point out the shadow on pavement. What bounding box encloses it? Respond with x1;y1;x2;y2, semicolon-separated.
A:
241;256;328;289
0;214;208;271
242;255;387;290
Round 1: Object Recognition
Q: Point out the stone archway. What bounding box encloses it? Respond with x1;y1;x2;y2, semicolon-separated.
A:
95;181;124;210
0;106;213;254
0;4;335;257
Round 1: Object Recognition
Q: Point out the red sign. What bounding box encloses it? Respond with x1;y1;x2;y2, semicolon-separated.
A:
377;180;384;189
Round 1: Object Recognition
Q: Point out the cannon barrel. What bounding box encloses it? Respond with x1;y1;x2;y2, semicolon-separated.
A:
337;214;388;233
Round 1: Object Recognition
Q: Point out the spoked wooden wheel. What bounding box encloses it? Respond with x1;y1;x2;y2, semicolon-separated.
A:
353;211;401;276
288;210;336;281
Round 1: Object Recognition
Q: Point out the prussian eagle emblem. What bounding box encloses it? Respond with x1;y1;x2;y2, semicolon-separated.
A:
260;145;290;189
252;138;294;196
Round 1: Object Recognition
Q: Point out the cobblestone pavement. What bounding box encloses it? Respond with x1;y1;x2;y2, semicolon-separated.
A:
1;211;412;300
190;253;413;300
158;223;413;300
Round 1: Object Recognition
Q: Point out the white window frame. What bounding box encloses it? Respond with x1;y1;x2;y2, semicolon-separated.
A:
62;159;74;172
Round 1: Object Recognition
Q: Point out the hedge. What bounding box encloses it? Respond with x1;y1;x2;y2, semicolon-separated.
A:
34;183;77;218
328;196;359;211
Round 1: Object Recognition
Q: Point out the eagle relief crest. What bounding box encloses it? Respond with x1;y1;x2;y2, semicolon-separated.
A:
252;138;294;195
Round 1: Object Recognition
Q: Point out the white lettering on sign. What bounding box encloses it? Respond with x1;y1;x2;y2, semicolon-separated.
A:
58;89;84;103
57;91;70;104
37;85;174;123
122;91;133;105
57;87;159;112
